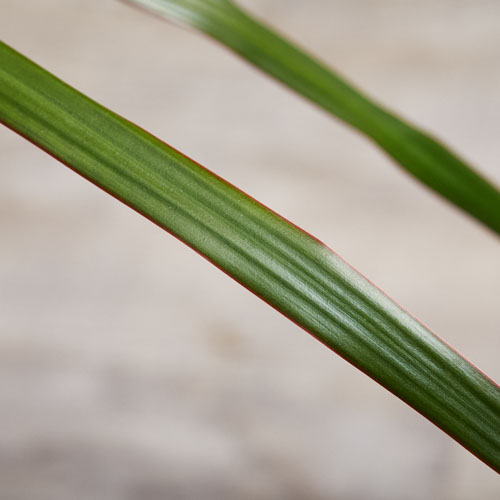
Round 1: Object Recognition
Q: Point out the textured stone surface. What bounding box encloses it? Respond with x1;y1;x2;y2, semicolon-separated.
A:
1;1;499;498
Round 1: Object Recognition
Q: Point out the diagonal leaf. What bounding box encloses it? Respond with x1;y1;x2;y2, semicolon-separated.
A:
0;41;499;471
123;0;500;235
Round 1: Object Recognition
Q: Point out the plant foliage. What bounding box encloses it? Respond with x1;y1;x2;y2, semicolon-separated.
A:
125;0;500;234
1;41;499;471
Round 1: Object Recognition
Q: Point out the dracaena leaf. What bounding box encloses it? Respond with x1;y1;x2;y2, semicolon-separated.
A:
124;0;500;235
0;41;499;471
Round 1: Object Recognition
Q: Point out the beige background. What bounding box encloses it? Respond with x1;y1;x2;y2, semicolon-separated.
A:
1;0;499;498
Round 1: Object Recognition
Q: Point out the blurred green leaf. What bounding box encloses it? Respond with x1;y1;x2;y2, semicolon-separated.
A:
124;0;500;234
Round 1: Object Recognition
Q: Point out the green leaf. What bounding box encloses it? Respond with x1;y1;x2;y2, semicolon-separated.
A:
0;41;499;471
123;0;500;235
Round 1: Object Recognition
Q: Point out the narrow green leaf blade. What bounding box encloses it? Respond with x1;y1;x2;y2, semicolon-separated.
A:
124;0;500;235
1;42;499;471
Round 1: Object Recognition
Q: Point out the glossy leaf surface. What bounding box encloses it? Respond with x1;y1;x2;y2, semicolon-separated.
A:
1;41;499;471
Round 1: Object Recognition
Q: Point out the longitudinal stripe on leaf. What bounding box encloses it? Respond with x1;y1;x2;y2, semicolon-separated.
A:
124;0;500;235
1;42;499;471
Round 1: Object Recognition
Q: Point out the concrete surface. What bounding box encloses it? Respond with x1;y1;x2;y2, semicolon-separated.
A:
1;1;499;498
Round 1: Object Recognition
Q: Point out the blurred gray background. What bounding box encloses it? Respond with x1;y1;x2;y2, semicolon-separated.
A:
1;1;499;498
